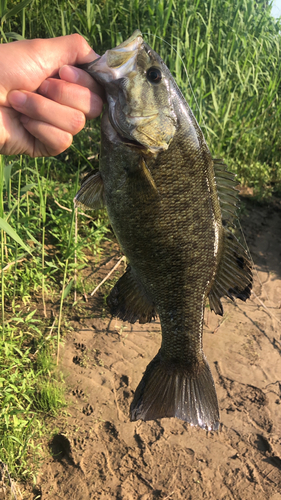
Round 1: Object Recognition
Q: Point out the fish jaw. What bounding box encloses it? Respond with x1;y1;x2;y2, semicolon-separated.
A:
83;30;144;85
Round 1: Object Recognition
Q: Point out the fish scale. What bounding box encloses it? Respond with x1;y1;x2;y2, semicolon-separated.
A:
75;30;252;430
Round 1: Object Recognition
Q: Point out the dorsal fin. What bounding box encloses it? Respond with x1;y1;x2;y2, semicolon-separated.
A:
210;160;253;315
74;171;105;210
213;159;239;225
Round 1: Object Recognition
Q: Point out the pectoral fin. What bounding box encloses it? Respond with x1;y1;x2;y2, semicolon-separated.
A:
74;171;105;210
208;228;253;315
125;157;158;202
107;265;157;324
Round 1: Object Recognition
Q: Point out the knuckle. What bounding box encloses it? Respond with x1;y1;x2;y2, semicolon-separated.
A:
51;81;65;102
88;94;103;119
71;110;86;133
58;132;73;152
71;33;88;50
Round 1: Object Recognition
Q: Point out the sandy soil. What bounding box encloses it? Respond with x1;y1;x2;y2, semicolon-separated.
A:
34;198;281;500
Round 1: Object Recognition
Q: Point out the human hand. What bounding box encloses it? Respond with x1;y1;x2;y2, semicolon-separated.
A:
0;34;103;157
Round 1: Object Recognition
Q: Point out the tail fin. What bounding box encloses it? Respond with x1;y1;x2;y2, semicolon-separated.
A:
130;351;220;431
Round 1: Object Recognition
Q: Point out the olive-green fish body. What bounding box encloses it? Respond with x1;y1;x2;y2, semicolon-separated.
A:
75;31;252;430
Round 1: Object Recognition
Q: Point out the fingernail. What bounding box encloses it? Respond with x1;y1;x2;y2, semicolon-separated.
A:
39;80;49;95
9;90;27;107
20;115;30;124
59;65;80;83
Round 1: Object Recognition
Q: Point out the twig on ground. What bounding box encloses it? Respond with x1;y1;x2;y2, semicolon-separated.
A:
3;257;26;272
74;207;78;304
54;199;94;219
163;493;175;500
0;460;20;500
251;291;281;324
90;256;125;297
213;315;229;334
54;199;72;212
46;318;56;340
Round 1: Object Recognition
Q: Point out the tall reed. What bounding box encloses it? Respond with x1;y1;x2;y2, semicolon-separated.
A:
7;0;279;194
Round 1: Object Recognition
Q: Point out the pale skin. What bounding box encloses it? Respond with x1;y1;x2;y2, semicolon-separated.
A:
0;34;104;157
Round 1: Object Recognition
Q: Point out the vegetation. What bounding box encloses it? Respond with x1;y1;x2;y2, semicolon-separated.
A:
0;0;280;487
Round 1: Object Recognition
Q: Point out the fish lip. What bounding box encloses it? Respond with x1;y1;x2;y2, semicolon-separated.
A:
84;31;144;83
109;29;143;54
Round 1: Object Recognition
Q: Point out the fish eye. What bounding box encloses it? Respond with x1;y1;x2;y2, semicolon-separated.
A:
146;67;162;84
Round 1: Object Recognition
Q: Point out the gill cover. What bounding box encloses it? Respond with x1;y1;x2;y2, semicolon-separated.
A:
80;30;177;153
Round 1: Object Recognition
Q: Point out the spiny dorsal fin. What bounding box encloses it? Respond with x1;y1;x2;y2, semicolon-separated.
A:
213;159;239;224
107;264;157;324
74;171;105;210
208;228;253;316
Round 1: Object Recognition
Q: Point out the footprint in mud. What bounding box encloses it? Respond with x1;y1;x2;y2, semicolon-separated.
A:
235;384;273;432
49;434;75;465
72;388;84;398
82;404;93;416
216;365;273;432
120;374;129;387
73;435;87;452
115;374;134;417
73;355;82;365
74;342;87;352
254;435;281;470
253;434;271;453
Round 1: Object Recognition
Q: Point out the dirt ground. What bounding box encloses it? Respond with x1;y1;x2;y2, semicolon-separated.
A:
34;197;281;500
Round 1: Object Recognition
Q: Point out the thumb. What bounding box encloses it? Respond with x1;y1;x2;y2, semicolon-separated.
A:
34;34;99;79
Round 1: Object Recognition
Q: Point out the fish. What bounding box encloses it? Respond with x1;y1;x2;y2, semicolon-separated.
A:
75;30;252;431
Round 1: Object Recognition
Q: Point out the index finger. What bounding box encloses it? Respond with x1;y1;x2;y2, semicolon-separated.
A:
37;78;103;119
59;65;105;101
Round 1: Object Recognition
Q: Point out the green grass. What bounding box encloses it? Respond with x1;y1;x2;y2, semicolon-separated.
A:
0;315;64;479
0;148;109;485
1;0;281;488
4;0;281;195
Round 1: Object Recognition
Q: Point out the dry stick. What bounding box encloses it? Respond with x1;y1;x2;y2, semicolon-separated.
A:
0;460;19;500
42;223;47;318
3;257;26;272
251;291;281;324
91;256;125;297
163;493;175;500
53;199;72;212
74;207;78;303
46;318;56;340
54;199;94;219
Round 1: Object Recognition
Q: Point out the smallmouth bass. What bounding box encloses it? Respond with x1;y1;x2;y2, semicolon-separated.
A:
75;31;252;431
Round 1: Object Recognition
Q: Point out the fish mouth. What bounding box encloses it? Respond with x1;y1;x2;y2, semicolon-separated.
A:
84;30;144;83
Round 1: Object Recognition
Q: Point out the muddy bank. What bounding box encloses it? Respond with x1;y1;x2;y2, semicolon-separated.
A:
35;199;281;500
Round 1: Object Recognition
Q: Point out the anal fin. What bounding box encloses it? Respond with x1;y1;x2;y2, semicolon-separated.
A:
209;228;253;315
107;265;157;324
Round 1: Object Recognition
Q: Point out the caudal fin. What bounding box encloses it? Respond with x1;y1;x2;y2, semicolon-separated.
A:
130;351;220;431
